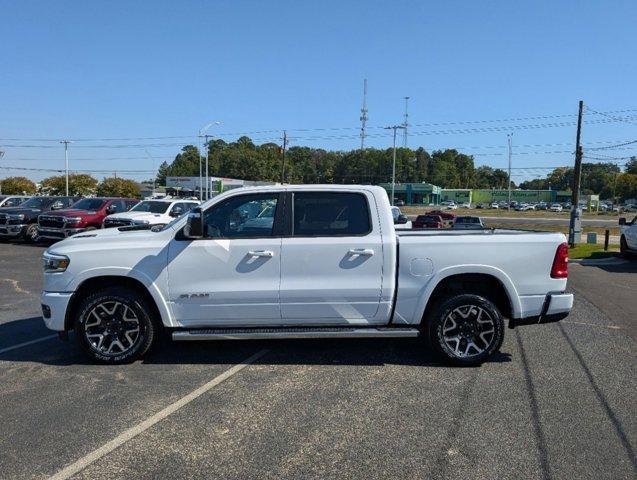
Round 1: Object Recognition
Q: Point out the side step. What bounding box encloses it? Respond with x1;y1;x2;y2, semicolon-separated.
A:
172;326;420;341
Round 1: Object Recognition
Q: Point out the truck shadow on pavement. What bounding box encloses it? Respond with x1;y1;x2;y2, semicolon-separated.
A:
0;317;512;368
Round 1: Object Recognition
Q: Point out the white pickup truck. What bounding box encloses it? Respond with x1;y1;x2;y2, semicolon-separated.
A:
41;185;573;365
619;214;637;256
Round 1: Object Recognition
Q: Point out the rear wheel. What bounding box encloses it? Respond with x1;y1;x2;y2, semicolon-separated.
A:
425;294;504;365
74;287;158;364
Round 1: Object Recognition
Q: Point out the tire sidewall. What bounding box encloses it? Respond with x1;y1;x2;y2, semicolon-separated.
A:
428;294;504;365
74;288;155;364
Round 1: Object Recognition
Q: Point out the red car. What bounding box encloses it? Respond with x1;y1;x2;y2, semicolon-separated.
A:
426;210;457;227
37;197;138;241
413;214;444;229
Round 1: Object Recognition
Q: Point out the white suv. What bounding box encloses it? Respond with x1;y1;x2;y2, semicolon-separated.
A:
103;199;199;228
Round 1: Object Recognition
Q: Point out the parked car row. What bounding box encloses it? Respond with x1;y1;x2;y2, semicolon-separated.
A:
0;196;200;244
411;210;485;230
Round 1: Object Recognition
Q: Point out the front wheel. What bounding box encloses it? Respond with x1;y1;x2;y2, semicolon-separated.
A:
23;224;40;243
425;294;505;365
74;287;158;364
620;236;633;258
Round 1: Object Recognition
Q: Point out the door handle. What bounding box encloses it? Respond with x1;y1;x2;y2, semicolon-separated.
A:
248;250;274;258
348;248;374;256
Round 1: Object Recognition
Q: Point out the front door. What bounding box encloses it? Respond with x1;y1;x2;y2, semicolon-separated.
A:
167;192;284;326
280;191;385;324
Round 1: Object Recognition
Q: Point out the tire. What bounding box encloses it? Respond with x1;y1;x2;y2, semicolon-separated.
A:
74;287;158;364
620;236;634;259
425;294;505;366
23;224;40;243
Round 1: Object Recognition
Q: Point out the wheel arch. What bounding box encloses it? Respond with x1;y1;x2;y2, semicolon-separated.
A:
64;275;172;331
415;268;520;326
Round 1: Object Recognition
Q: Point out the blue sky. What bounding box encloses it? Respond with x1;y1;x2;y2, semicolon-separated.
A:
1;0;636;183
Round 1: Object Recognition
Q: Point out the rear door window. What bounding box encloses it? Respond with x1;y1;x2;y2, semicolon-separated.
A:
293;192;371;237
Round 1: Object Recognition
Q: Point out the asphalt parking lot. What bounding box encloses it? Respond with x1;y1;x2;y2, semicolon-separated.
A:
0;242;635;480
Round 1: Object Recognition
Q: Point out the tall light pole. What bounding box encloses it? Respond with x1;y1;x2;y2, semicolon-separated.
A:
199;121;222;201
384;125;406;206
507;133;513;212
0;149;4;194
60;140;72;195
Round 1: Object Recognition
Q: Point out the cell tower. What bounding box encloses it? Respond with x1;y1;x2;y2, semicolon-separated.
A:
360;79;368;150
402;96;410;147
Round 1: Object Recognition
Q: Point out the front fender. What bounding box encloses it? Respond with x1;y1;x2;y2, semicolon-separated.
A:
67;267;175;328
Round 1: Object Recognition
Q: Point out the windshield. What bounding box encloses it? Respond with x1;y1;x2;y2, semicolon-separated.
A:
130;201;170;214
19;197;51;209
71;198;106;211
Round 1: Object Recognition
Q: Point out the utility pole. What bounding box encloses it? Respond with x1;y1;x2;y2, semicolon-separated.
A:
0;149;4;194
507;133;513;211
199;121;222;201
568;100;584;247
384;125;406;205
360;79;368;150
402;96;410;147
280;130;289;184
144;149;156;197
60;140;72;195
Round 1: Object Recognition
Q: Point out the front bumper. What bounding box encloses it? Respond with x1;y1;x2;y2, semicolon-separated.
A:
0;224;27;238
41;291;73;331
38;226;85;240
510;292;574;328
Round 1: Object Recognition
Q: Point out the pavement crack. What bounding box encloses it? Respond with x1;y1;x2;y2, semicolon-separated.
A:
557;323;637;473
0;278;33;296
516;330;552;480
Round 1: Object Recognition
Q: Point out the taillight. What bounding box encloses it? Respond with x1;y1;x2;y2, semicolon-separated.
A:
551;242;569;278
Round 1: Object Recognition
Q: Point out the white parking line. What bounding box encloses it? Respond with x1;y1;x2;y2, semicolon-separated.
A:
0;334;58;355
48;349;269;480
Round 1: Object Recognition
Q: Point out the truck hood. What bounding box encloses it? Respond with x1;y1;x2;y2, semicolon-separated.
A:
106;211;168;220
48;224;171;254
0;207;42;215
41;209;99;218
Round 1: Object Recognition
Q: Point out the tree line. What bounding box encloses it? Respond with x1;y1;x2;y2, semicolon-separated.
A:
156;136;513;190
0;174;141;198
156;137;637;201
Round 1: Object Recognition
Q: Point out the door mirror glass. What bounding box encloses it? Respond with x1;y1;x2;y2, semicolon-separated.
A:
51;201;63;210
395;214;408;224
183;208;203;239
170;206;183;217
619;217;626;226
106;204;117;214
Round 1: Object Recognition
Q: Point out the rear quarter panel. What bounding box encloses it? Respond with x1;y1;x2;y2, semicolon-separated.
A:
393;230;568;324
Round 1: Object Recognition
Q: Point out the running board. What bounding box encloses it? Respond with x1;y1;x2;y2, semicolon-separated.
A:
172;326;420;341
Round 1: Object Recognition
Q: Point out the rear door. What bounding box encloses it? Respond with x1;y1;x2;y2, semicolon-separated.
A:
280;191;385;324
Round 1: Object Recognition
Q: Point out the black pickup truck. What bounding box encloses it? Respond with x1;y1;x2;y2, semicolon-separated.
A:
0;196;79;243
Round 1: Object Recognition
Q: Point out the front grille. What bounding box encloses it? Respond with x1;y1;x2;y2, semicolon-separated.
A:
39;215;65;229
104;218;132;228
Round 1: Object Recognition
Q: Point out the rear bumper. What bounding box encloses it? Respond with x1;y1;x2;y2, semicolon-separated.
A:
38;226;85;240
41;291;73;331
510;292;573;328
0;224;27;237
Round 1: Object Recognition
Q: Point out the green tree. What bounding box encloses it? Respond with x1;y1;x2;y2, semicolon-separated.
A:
40;174;98;196
615;173;637;202
156;161;170;186
97;177;140;198
0;176;37;194
625;157;637;175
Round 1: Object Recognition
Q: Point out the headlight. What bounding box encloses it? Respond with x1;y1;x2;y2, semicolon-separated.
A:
64;217;82;223
132;219;149;225
9;214;25;221
42;252;70;273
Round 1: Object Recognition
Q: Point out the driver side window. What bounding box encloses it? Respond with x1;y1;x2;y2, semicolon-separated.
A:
203;193;280;238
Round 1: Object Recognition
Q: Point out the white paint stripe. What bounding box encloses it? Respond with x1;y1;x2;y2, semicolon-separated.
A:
48;349;269;480
0;334;57;355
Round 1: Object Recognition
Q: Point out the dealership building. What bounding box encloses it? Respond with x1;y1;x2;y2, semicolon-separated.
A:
378;182;591;206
